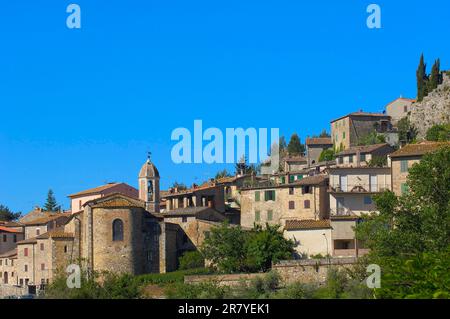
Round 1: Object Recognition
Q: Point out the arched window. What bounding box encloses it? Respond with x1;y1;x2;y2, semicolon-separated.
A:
112;219;124;241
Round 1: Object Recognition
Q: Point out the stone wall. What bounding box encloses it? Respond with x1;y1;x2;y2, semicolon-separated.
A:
409;73;450;138
184;258;357;287
0;284;29;298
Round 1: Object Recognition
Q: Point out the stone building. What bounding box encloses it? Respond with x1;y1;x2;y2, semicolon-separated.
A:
390;141;449;196
331;112;392;150
305;137;333;166
385;97;415;125
0;226;23;255
239;175;329;229
335;143;394;167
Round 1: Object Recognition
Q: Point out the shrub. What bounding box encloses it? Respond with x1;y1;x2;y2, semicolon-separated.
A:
178;250;205;270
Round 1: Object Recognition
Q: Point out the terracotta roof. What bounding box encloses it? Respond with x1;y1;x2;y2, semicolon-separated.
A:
36;229;74;239
306;138;333;146
390;142;450;158
68;183;136;198
2;221;23;227
0;226;23;233
337;143;392;156
290;175;328;186
331;112;390;123
0;249;17;258
17;237;38;245
285;219;331;230
21;213;72;226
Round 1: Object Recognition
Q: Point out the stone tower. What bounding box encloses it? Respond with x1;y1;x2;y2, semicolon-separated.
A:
138;154;160;213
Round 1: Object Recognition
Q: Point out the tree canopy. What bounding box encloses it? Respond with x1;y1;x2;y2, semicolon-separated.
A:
287;133;305;156
43;189;60;212
0;204;21;221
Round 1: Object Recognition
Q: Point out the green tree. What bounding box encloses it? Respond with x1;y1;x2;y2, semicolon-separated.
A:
355;146;450;298
201;222;294;273
172;182;188;191
425;124;450;141
43;189;59;212
215;169;232;180
318;148;335;162
245;224;295;272
287;133;305;155
357;131;386;146
0;204;21;221
416;54;429;102
178;250;205;270
428;59;441;93
279;136;287;152
397;117;417;144
368;155;388;167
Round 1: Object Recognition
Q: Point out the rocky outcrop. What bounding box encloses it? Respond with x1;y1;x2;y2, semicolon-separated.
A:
409;73;450;138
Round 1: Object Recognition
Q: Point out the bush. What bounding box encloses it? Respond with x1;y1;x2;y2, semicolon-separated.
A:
425;124;450;141
165;281;229;299
178;250;205;270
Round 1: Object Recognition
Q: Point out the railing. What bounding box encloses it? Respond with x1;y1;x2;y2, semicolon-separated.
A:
330;208;357;217
329;184;390;193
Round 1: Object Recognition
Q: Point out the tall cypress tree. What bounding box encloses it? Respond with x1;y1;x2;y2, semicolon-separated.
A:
416;54;428;102
428;59;441;93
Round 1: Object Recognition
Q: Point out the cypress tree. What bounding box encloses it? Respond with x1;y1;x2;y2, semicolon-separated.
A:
428;59;440;93
416;54;428;102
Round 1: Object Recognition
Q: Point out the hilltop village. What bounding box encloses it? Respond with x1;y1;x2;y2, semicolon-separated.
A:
1;75;449;296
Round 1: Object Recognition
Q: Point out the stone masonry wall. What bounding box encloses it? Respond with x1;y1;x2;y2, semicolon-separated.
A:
410;73;450;138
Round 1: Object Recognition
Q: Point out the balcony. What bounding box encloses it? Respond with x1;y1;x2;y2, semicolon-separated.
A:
329;184;390;193
330;208;357;217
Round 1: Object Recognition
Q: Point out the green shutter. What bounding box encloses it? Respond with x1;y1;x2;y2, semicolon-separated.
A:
401;183;409;195
255;191;260;202
281;176;285;184
401;160;408;173
255;211;260;222
289;175;295;183
297;175;303;180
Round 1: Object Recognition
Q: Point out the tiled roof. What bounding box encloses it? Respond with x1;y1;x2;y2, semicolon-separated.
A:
21;213;72;226
17;237;38;245
36;229;74;239
306;138;333;146
84;193;145;209
0;226;23;233
337;143;391;156
385;97;416;108
285;219;331;230
290;175;328;186
331;112;390;123
0;249;17;258
2;221;23;227
390;142;450;158
68;182;137;198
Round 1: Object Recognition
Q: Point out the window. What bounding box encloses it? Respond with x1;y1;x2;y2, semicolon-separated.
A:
304;200;311;209
297;175;303;180
181;216;188;223
289;175;295;183
255;191;260;202
338;157;343;164
349;155;353;163
255;211;261;222
289;187;294;195
2;234;6;242
24;265;28;272
289;201;295;210
335;134;338;142
40;243;44;251
267;210;273;221
281;176;286;184
364;196;372;205
343;132;346;139
79;200;82;210
404;105;408;112
302;186;312;194
264;190;275;201
112;219;124;241
0;260;2;266
36;229;40;236
41;264;45;271
13;235;17;243
360;154;366;162
24;248;28;257
401;183;409;195
64;246;68;253
400;160;408;173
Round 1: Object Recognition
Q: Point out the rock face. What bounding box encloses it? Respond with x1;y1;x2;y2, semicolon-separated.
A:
409;73;450;138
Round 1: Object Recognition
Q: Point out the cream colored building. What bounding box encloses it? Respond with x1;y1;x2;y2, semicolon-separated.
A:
390;141;450;196
284;220;332;258
240;175;329;229
385;97;415;125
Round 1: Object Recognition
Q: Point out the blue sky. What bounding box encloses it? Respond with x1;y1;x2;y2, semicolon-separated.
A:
1;0;449;213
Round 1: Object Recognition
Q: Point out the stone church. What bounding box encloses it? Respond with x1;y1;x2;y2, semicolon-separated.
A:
0;158;181;289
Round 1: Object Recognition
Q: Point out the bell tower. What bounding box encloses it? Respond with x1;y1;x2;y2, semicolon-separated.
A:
138;152;160;213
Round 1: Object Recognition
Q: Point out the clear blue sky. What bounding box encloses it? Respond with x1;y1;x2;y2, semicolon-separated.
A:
1;0;449;213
